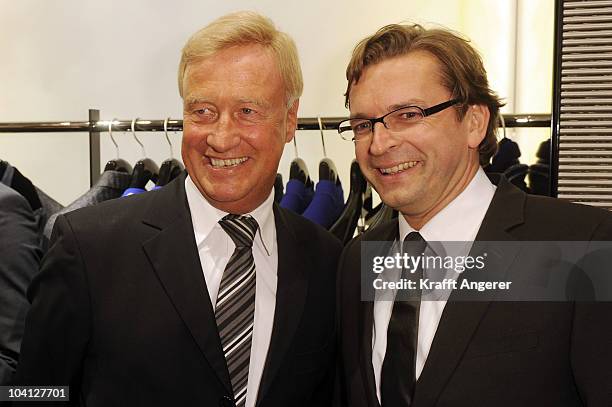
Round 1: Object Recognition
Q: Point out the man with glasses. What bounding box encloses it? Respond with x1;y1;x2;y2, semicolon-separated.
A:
336;23;612;406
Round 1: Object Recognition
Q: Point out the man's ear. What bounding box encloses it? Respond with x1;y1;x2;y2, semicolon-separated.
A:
466;104;490;149
285;99;299;143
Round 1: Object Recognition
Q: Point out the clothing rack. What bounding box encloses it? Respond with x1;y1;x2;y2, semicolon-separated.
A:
0;109;552;187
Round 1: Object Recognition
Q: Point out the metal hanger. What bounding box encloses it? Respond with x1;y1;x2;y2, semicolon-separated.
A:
156;117;184;187
289;127;311;185
317;116;338;183
103;118;132;173
129;117;159;189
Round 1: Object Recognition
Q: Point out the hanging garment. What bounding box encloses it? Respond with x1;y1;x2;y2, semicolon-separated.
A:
274;173;284;203
0;182;43;385
330;160;367;244
484;137;521;174
44;170;132;241
504;163;529;193
528;139;551;196
128;159;159;192
302;180;344;229
0;161;63;239
279;179;314;214
484;138;529;193
155;159;183;188
366;203;398;230
121;187;147;197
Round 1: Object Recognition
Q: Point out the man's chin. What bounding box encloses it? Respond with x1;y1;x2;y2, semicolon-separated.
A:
203;190;248;204
203;188;272;214
377;192;419;212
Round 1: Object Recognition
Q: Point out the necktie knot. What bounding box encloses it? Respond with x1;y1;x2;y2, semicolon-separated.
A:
404;231;427;255
404;231;424;242
219;214;259;248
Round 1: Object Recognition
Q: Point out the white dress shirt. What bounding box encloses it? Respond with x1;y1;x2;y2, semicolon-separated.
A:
372;168;496;403
184;176;278;407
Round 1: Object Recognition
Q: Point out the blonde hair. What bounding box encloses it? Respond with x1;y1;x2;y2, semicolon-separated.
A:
345;23;504;165
178;11;303;106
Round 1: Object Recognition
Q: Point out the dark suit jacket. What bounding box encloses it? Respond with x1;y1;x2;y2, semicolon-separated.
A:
0;183;42;385
15;173;342;407
337;177;612;407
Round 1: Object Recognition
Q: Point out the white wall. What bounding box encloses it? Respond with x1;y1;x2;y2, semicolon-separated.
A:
0;0;553;205
513;0;555;164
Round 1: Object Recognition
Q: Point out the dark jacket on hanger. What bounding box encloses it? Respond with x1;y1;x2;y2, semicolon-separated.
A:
484;139;529;192
0;182;42;385
485;138;521;173
528;139;551;196
43;170;132;240
274;173;284;203
0;161;63;241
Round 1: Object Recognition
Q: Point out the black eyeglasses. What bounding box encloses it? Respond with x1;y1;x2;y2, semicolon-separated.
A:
338;99;461;142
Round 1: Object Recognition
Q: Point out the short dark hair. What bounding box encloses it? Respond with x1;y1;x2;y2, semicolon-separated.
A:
345;23;505;165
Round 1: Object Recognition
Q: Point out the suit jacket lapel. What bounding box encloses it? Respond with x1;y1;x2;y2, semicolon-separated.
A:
360;220;398;407
141;173;232;394
360;301;379;407
256;205;310;405
413;176;526;406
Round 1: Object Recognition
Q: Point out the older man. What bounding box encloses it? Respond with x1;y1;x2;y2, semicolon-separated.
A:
16;12;341;407
336;24;612;406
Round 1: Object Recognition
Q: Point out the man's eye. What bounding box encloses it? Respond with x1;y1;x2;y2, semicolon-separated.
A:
398;110;422;120
192;108;216;122
241;108;254;115
353;121;372;133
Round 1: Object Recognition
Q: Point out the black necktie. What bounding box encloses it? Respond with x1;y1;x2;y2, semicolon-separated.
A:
216;214;259;407
380;231;427;407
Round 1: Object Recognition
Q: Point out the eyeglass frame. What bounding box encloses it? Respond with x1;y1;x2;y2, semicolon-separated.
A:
337;98;461;141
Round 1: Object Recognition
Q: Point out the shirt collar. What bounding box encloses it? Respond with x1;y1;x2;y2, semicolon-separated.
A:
398;167;496;243
185;175;275;255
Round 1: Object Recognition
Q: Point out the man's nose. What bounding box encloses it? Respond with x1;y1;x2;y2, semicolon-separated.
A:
206;114;241;152
368;121;399;156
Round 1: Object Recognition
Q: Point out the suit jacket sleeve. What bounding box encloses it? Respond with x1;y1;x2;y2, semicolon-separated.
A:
0;188;42;385
571;214;612;405
15;214;91;398
333;243;347;407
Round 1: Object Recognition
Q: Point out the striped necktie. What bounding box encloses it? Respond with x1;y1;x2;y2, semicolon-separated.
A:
216;214;259;407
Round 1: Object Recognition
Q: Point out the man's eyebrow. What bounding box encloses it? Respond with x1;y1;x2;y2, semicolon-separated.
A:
183;97;270;109
350;100;429;119
348;112;370;120
183;97;211;107
238;98;270;108
388;100;426;111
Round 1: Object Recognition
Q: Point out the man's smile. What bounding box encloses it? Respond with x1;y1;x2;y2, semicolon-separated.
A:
209;157;249;168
